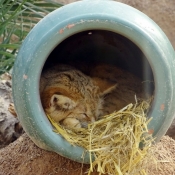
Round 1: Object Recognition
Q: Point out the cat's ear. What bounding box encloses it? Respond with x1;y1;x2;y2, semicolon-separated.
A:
50;94;77;110
92;77;117;96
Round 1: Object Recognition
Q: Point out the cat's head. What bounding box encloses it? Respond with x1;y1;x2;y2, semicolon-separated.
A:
41;74;117;128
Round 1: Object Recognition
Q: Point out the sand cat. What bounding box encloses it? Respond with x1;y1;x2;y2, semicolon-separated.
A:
40;63;149;129
40;64;117;128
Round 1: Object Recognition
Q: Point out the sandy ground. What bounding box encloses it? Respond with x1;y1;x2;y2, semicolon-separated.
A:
0;133;175;175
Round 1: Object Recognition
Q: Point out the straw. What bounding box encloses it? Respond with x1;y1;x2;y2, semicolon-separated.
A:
47;100;154;175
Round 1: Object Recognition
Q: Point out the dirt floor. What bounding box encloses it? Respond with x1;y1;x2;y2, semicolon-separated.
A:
0;133;175;175
0;0;175;175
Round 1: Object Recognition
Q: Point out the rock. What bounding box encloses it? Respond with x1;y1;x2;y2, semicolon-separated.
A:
0;74;23;149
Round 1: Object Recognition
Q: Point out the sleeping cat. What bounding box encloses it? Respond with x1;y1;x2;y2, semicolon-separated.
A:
40;64;117;128
40;64;148;129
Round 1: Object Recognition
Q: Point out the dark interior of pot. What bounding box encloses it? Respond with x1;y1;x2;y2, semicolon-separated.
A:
43;30;154;96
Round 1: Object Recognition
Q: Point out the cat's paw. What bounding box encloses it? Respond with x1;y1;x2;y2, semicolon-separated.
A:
62;118;81;128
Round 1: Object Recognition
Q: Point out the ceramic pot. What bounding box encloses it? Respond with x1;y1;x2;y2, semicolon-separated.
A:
12;0;175;163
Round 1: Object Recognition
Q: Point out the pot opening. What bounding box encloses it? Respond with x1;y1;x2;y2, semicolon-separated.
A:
41;30;155;125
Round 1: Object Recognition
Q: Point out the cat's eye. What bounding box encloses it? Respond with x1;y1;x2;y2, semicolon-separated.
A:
53;97;58;103
64;103;69;107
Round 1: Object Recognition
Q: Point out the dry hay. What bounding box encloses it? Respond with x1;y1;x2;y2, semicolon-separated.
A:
47;100;158;175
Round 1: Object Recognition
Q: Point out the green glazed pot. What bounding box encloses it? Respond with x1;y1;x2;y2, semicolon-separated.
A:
12;0;175;163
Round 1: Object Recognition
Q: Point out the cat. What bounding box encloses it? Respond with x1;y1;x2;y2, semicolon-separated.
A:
40;63;149;129
40;64;117;128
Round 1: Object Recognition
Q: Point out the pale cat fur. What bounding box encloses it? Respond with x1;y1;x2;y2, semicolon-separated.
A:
40;64;117;128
